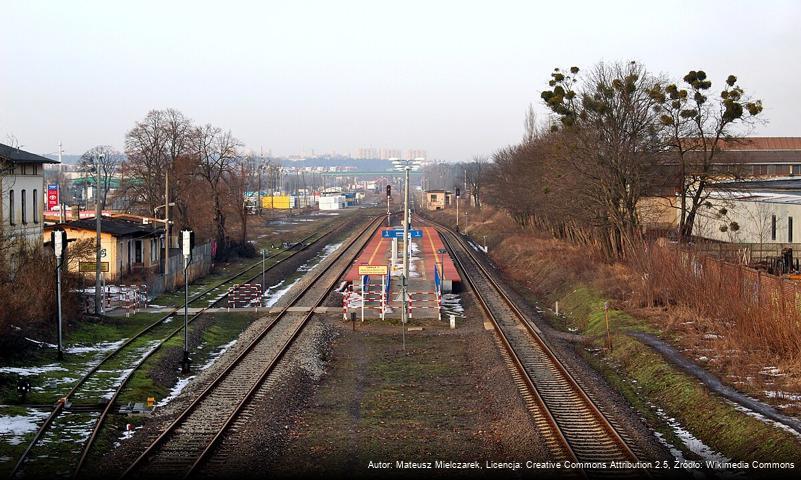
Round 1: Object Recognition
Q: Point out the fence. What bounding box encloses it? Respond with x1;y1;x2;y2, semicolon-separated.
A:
646;240;801;358
146;242;213;297
688;240;801;266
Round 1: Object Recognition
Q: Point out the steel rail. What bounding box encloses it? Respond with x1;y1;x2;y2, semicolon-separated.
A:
427;217;642;471
119;215;384;479
10;215;350;480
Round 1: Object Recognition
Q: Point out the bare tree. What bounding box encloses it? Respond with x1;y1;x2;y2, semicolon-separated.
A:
193;124;241;250
541;61;665;258
649;71;763;240
79;145;122;210
123;110;170;214
465;155;487;210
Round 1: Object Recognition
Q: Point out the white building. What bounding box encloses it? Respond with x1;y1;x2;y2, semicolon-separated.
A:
1;143;59;247
690;182;801;246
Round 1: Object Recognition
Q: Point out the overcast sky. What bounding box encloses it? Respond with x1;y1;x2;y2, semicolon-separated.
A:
2;0;799;162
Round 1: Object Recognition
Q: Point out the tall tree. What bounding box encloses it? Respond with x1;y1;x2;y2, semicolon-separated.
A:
465;155;487;210
193;124;241;250
649;71;763;239
123;110;170;214
541;61;664;258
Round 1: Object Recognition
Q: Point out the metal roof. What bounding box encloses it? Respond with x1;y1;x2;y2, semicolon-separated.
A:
0;143;59;164
57;216;163;238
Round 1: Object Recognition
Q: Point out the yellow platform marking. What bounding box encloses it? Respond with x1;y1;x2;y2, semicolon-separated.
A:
367;237;385;265
426;227;441;269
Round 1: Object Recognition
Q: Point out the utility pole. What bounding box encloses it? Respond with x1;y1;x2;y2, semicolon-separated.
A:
257;167;262;215
94;154;104;315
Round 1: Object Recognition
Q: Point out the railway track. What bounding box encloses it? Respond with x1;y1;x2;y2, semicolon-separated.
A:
9;215;357;480
118;215;384;479
429;219;647;478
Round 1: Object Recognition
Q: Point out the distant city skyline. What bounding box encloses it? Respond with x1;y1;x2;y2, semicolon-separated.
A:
3;1;800;162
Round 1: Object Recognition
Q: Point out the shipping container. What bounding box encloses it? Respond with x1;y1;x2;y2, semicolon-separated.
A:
261;195;296;209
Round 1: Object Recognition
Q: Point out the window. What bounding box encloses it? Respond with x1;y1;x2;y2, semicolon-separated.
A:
32;189;38;223
772;215;777;241
135;240;142;264
21;189;26;224
430;194;437;202
793;165;801;176
8;189;14;225
789;217;794;243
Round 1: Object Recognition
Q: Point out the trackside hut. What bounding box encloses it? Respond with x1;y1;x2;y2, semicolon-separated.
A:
424;190;452;211
44;216;163;281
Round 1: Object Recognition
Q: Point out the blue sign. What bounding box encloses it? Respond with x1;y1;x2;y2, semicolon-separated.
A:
381;229;423;239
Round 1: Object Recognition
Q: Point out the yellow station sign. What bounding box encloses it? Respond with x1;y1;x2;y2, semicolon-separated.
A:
358;265;388;275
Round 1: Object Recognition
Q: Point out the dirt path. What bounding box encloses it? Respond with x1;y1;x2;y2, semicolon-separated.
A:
631;331;801;436
267;313;549;477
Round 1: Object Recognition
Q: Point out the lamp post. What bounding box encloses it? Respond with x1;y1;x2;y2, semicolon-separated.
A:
391;158;423;349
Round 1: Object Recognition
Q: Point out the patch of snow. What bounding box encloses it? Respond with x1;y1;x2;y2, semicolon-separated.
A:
298;242;342;272
764;390;801;402
25;337;57;349
263;278;301;307
0;364;68;376
155;339;238;408
653;430;686;462
0;409;50;446
728;401;801;440
760;366;786;377
65;338;127;355
653;407;729;463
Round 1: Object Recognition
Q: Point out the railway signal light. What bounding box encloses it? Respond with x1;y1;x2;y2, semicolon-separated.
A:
181;230;195;373
386;185;391;197
52;229;67;360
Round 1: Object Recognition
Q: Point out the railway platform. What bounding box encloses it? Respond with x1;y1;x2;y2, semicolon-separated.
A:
343;225;460;320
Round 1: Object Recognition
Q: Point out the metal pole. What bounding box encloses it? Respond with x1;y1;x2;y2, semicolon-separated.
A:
361;276;365;323
387;190;391;227
182;255;190;373
401;166;409;352
56;254;63;360
94;155;102;315
257;167;262;215
456;195;459;231
164;171;170;284
261;249;266;304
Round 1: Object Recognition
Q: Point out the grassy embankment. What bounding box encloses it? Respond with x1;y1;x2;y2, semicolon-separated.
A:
429;207;801;462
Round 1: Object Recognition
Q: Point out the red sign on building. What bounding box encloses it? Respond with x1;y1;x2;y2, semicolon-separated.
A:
47;184;59;210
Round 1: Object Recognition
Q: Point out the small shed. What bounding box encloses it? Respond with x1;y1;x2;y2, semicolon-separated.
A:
424;190;452;211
